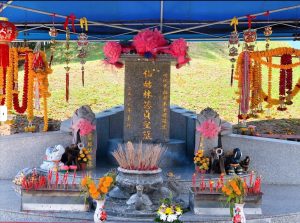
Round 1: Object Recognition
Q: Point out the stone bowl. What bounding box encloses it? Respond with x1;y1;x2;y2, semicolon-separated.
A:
116;167;163;194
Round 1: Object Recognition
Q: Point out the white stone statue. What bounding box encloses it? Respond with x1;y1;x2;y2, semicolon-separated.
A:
40;145;65;171
195;107;232;152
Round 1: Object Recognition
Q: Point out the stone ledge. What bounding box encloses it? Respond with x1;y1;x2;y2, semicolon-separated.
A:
222;134;300;185
0;131;72;179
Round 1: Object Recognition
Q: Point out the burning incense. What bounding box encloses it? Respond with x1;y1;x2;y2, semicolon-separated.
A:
70;165;77;187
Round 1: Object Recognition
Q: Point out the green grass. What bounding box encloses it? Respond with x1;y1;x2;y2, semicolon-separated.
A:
35;42;300;126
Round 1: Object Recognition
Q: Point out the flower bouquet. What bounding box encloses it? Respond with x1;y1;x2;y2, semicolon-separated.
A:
222;176;247;222
77;147;92;170
193;149;210;173
81;172;116;223
155;198;183;223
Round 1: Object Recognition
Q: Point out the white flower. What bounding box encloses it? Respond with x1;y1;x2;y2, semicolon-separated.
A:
167;214;178;222
159;213;167;221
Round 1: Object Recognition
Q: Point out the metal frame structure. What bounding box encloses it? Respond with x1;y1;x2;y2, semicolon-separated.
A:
2;1;300;41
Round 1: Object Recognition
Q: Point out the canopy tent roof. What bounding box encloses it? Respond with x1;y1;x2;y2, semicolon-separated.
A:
2;1;300;41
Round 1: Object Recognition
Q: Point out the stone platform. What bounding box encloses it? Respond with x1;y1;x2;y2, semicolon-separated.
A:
1;174;300;222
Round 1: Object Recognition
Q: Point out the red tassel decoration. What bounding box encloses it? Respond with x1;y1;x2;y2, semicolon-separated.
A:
81;66;84;87
66;72;69;102
0;44;9;68
278;54;292;111
13;54;29;113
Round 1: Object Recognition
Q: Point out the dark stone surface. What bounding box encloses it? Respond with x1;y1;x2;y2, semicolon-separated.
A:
123;55;173;143
95;105;197;166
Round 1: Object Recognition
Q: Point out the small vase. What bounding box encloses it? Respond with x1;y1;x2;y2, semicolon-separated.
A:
233;203;246;223
94;199;106;223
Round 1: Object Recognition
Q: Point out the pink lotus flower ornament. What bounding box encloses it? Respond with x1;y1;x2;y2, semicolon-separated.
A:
169;38;191;68
72;118;96;136
133;28;167;56
103;42;123;68
197;119;221;139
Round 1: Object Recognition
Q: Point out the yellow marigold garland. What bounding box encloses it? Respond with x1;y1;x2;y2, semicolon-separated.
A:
12;48;18;93
27;53;34;123
34;51;52;131
5;48;14;111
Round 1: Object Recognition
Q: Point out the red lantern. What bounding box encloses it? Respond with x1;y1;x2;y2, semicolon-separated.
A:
0;17;17;68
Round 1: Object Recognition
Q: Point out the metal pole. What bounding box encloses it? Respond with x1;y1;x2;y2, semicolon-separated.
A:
164;4;300;35
2;2;140;33
160;0;164;32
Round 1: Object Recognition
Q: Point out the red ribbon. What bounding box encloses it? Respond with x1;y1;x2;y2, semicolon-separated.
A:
246;15;256;29
264;11;270;17
64;13;76;32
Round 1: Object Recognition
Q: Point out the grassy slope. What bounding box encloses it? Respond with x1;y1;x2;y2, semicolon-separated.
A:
44;41;299;127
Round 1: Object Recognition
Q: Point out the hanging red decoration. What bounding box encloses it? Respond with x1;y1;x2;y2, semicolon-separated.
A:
0;17;17;68
278;54;292;110
13;54;29;114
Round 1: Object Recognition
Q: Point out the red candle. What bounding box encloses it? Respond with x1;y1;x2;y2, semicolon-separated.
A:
249;171;254;186
192;173;196;191
220;173;224;187
55;171;59;188
209;180;214;193
70;165;77;187
200;175;205;191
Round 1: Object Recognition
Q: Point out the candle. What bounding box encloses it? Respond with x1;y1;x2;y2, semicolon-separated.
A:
220;173;224;187
243;177;248;193
209;180;214;193
70;165;77;187
250;171;254;186
200;175;205;191
192;173;196;191
55;171;59;189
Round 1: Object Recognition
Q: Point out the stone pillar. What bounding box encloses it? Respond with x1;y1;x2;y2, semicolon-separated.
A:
122;55;173;143
71;105;97;168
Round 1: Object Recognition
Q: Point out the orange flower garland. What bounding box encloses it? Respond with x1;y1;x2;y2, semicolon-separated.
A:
235;47;300;117
0;47;52;130
27;52;34;123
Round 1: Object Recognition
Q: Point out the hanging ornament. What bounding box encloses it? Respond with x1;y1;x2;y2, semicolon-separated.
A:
229;17;239;86
64;27;71;102
263;11;272;51
77;32;89;87
0;17;17;68
243;15;257;52
49;14;58;67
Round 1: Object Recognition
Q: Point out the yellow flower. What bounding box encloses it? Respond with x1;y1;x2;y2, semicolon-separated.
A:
165;207;173;215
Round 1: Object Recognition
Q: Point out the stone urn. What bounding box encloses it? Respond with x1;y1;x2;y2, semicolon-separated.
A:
116;167;163;194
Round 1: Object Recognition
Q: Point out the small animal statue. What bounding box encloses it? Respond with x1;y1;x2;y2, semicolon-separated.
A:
165;172;181;198
126;185;152;211
210;148;226;174
225;148;244;175
61;144;80;168
240;156;251;171
40;145;65;171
